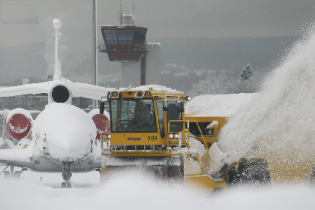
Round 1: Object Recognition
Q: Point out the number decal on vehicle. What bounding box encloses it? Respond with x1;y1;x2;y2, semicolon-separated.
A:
148;136;157;141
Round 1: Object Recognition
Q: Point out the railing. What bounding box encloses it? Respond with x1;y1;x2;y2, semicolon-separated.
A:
189;119;209;172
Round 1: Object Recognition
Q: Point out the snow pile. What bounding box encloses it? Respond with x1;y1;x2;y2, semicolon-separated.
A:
188;136;207;157
207;120;218;129
208;143;229;173
14;138;32;149
6;108;33;123
129;85;176;92
116;85;184;95
186;93;254;117
0;140;34;163
216;24;315;164
183;137;207;175
184;156;203;175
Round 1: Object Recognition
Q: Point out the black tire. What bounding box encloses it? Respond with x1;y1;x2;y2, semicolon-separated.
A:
61;182;67;188
167;165;184;182
225;164;237;185
166;156;184;185
229;158;271;187
66;182;72;188
310;162;315;185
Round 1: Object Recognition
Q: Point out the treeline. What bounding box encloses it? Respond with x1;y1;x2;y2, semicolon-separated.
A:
155;36;299;72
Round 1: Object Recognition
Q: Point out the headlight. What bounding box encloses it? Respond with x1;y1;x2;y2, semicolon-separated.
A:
168;133;180;139
185;96;191;101
101;133;111;140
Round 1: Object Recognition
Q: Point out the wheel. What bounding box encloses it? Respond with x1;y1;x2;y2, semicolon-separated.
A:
229;158;271;187
62;182;73;188
66;182;72;188
310;162;315;185
4;171;10;179
12;171;21;180
167;166;184;181
166;157;184;184
225;164;237;185
3;171;21;180
61;182;67;188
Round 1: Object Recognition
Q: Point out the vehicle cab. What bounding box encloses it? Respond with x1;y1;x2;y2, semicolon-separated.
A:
100;86;187;154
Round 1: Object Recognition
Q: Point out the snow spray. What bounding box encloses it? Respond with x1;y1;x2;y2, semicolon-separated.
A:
216;23;315;175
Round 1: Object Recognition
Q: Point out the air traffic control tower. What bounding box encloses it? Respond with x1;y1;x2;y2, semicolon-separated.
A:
99;14;161;87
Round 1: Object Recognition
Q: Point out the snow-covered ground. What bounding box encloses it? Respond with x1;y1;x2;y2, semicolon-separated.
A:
0;171;315;210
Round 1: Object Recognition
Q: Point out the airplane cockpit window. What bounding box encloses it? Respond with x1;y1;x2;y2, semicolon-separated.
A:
110;98;157;132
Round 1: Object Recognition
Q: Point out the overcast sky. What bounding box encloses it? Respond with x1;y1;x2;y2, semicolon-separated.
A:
1;0;315;43
101;0;315;39
0;0;315;84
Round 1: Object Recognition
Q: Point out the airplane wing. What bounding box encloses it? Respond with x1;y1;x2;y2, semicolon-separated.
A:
0;81;112;101
0;82;49;97
71;82;114;100
0;141;34;168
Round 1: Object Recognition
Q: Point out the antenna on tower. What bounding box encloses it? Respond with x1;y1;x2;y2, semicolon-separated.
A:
133;0;135;16
119;0;123;25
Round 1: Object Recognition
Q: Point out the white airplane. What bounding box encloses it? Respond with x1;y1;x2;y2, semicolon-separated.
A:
0;19;112;187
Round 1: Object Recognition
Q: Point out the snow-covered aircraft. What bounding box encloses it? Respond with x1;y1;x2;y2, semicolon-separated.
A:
0;19;112;187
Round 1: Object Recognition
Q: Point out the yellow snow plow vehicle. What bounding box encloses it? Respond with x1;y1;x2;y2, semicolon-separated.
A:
99;89;314;192
99;86;226;194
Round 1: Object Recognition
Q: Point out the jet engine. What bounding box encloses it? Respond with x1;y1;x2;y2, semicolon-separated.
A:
48;82;72;104
89;109;110;140
6;108;33;140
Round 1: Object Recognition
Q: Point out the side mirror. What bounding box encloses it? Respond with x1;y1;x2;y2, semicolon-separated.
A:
100;102;105;114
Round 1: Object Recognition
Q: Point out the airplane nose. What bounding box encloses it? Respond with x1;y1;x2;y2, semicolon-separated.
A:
44;125;94;160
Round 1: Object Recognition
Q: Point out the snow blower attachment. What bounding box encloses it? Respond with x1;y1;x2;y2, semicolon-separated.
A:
100;86;226;194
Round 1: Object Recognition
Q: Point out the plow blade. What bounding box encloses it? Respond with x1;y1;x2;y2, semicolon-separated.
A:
102;156;183;167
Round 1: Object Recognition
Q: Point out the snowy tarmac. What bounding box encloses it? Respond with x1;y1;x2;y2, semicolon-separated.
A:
1;170;315;210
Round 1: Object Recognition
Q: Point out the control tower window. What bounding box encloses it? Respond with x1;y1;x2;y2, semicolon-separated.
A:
133;29;146;44
104;29;117;44
117;29;133;44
